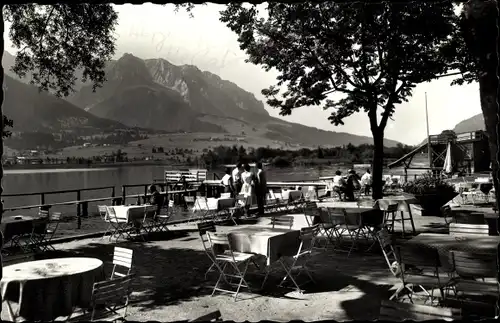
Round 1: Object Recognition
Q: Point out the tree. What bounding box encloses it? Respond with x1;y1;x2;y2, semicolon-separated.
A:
220;2;457;199
442;0;499;208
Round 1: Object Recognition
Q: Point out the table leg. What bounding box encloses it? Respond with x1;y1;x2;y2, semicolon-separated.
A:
400;211;406;238
407;208;416;235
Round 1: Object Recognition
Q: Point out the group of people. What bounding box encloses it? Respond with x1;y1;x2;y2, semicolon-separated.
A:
220;162;268;215
323;168;373;201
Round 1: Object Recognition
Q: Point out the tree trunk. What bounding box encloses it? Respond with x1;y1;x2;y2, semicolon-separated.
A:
371;129;385;200
478;73;499;211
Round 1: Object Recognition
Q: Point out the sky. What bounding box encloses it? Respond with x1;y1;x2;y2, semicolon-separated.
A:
3;3;482;146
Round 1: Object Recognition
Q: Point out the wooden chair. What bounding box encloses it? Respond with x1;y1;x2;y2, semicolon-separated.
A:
38;211;62;251
394;244;451;305
154;200;173;232
197;221;218;279
376;228;400;278
206;232;255;300
85;273;135;321
379;300;461;321
275;225;321;293
190;310;222;322
448;250;498;315
449;223;489;237
111;247;133;279
271;215;294;229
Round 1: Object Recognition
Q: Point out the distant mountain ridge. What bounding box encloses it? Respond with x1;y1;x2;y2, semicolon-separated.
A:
3;51;402;147
453;113;485;133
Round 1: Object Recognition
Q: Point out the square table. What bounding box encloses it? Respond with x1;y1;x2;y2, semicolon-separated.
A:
1;215;47;248
402;233;500;271
228;226;301;266
111;205;156;223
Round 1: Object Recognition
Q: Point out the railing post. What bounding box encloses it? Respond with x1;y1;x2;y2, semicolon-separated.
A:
122;186;126;205
40;193;45;206
76;190;82;229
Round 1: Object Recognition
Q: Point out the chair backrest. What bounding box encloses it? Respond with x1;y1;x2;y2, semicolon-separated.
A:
190;310;222;322
197;221;216;236
38;209;49;218
376;228;399;277
3;253;36;266
98;205;108;218
235;195;249;207
450;250;497;278
271;215;294;229
184;196;195;204
386;204;399;213
297;224;320;255
207;232;234;259
396;244;441;269
91;273;135;320
112;247;133;278
105;206;117;220
325;207;346;225
449;223;489;236
379;300;461;321
49;212;62;221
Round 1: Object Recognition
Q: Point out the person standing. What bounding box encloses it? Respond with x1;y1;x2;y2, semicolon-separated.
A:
255;162;268;215
220;167;234;196
360;169;372;196
232;162;243;195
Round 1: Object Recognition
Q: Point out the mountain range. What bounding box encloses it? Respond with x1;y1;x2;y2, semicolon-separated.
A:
452;113;485;133
4;51;446;148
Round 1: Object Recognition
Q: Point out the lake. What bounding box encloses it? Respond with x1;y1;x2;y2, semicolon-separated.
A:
2;164;417;217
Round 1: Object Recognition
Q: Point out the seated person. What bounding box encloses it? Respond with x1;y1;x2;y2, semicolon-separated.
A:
332;170;347;200
148;184;163;214
344;169;361;201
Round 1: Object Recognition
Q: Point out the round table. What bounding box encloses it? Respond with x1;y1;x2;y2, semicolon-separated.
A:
1;257;104;321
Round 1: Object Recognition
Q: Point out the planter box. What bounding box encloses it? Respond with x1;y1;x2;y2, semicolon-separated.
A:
403;192;459;217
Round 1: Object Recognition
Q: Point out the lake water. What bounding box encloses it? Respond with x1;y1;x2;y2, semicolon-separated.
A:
2;164;417;217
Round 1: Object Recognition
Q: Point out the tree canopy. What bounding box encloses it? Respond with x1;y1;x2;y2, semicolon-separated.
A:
220;2;459;198
220;3;457;132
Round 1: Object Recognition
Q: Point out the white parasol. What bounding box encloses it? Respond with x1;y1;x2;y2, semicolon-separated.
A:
443;142;453;174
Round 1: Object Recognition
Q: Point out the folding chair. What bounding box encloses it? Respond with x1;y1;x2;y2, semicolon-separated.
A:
449;223;489;237
206;232;255;300
448;250;499;317
38;212;61;251
317;207;342;250
393;244;451;305
277;224;320;293
234;195;250;217
379;300;461;321
303;201;320;226
376;228;400;277
25;217;49;253
105;206;132;241
340;210;368;257
83;273;135;321
111;247;133;279
271;215;294;229
154;200;173;232
190;310;222;322
197;221;223;280
194;197;218;222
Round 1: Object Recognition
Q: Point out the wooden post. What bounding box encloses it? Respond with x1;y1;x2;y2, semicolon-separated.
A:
122;186;126;205
76;190;82;229
40;193;45;206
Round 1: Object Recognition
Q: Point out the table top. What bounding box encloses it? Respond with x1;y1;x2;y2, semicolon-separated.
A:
1;257;103;282
405;233;500;247
229;226;297;235
114;205;151;209
1;215;40;224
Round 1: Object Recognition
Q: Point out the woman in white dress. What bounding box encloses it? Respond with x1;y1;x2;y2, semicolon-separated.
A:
240;163;254;197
